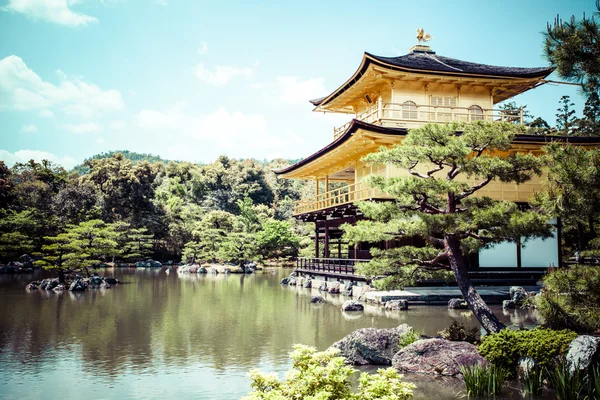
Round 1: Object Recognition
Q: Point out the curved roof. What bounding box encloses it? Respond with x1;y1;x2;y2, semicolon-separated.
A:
310;49;554;107
275;120;600;176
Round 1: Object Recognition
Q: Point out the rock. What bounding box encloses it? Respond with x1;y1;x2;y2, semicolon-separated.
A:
328;281;341;294
296;277;305;286
447;298;469;309
318;282;328;292
357;285;374;301
510;286;528;305
341;300;364;312
303;279;312;289
288;277;297;286
208;268;218;274
197;267;208;274
53;284;66;292
25;281;39;291
69;278;87;292
343;282;356;296
517;357;538;379
385;300;408;310
188;265;198;273
104;277;119;285
99;281;111;289
43;278;59;291
392;338;488;376
328;324;413;365
311;296;325;304
566;335;600;375
502;300;515;309
136;259;162;268
280;277;290;285
89;275;103;285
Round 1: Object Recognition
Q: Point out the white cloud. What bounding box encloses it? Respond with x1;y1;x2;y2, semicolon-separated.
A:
20;124;38;133
96;137;104;144
108;120;125;130
40;109;54;118
134;104;304;161
195;63;254;86
0;55;124;118
277;76;327;105
197;41;208;55
0;149;77;169
2;0;98;26
64;122;102;133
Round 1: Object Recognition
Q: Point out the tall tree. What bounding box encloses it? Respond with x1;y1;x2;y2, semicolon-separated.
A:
342;122;552;333
544;4;600;93
555;95;577;134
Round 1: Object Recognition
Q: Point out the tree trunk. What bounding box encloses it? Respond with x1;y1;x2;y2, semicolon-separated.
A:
446;236;506;334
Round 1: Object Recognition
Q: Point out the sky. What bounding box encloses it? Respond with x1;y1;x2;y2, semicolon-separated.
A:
0;0;596;169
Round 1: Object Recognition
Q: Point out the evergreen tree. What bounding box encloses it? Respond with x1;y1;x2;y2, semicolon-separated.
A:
578;88;600;136
556;95;577;134
342;122;552;333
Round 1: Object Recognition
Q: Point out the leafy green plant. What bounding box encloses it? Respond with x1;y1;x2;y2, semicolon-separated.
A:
243;344;415;400
399;328;423;349
547;360;588;400
520;364;544;396
536;265;600;332
461;364;505;397
438;320;479;344
478;328;577;376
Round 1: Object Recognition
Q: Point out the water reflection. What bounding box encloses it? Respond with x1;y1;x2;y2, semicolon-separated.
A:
0;268;541;399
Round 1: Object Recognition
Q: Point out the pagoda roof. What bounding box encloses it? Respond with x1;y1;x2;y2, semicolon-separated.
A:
310;48;554;107
275;120;600;177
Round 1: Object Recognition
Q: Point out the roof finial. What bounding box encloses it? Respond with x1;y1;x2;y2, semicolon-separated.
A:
416;28;433;44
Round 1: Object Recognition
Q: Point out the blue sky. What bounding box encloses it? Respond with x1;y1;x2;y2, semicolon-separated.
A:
0;0;596;169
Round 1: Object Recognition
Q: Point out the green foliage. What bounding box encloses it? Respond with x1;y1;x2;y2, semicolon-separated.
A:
460;364;505;397
536;265;600;332
478;328;577;375
219;232;258;266
438;320;479;344
398;328;422;349
556;95;577;134
520;364;544;396
243;344;414;400
547;360;590;400
256;219;300;259
72;150;171;175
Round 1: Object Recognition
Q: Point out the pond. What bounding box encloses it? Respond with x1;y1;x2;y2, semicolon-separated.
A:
0;267;542;399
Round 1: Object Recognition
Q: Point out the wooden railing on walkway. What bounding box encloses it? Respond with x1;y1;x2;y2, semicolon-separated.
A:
295;257;369;275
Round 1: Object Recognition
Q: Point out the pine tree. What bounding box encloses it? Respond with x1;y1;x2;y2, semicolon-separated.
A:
342;121;552;333
556;95;577;134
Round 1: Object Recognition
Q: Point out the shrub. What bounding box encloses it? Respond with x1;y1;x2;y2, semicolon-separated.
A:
438;320;479;343
520;364;543;396
547;359;589;400
399;328;422;349
461;364;505;397
537;265;600;332
478;327;577;375
243;344;415;400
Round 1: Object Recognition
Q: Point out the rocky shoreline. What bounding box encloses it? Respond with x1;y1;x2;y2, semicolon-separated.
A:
25;274;119;293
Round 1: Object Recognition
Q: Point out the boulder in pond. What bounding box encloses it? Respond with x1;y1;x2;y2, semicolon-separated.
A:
328;324;413;365
280;277;289;285
311;295;325;304
208;268;219;274
502;300;515;309
328;281;341;294
25;281;40;291
392;338;487;376
99;281;110;289
517;357;538;380
40;278;59;291
566;335;600;375
385;300;408;311
303;279;312;289
69;278;87;292
288;277;297;286
89;275;103;286
447;298;469;309
341;300;364;312
318;282;328;292
510;286;528;305
104;277;119;285
197;266;207;274
53;284;66;292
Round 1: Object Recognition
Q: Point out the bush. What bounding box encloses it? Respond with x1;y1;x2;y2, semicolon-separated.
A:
461;364;505;397
537;265;600;332
478;328;577;375
399;328;422;349
243;344;415;400
438;320;479;344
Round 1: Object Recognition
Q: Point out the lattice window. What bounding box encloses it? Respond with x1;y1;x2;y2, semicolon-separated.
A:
402;101;417;119
469;105;484;121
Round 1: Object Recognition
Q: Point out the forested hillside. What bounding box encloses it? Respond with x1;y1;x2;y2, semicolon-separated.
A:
0;153;312;271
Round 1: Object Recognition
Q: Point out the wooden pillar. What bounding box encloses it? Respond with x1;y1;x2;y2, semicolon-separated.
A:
315;223;320;258
337;239;342;258
325;175;329;207
324;222;330;259
315;178;320;209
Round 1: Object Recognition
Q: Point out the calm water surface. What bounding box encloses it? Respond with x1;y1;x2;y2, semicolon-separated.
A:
0;267;541;399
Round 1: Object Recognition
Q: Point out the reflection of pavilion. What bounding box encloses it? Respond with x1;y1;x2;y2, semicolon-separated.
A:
276;42;600;284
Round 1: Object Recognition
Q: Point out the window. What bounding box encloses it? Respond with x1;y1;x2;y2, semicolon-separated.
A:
469;105;484;121
431;96;457;107
402;101;417;119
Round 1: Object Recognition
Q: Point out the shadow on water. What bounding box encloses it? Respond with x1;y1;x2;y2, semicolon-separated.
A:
0;267;543;399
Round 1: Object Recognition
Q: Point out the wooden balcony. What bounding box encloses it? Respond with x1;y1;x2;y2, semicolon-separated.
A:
293;181;393;215
333;102;523;140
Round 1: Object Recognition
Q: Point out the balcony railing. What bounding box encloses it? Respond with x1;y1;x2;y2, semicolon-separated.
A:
296;257;369;276
333;102;523;139
293;181;393;215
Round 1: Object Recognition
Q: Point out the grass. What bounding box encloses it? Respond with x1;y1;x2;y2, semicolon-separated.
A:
520;365;544;396
399;328;423;349
461;364;505;397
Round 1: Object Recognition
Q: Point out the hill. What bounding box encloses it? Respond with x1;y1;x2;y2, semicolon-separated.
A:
71;150;173;174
